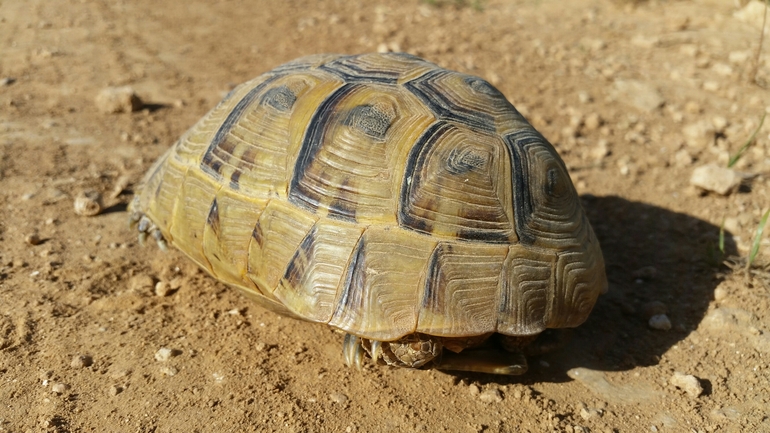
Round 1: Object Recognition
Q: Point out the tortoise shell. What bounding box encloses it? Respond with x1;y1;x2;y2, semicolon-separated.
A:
132;53;607;360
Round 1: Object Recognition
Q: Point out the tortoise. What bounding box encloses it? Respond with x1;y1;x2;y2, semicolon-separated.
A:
130;53;607;375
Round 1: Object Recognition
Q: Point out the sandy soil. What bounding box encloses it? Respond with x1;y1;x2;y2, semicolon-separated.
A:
2;0;770;431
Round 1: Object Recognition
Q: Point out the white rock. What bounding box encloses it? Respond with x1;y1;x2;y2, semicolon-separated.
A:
689;164;741;195
729;51;751;64
648;314;672;331
734;1;769;28
613;80;664;112
154;347;174;362
95;86;143;114
670;372;703;398
712;63;734;76
683;120;715;147
479;388;503;403
73;190;103;216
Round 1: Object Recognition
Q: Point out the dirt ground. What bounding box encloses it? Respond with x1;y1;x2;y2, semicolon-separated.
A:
1;0;770;431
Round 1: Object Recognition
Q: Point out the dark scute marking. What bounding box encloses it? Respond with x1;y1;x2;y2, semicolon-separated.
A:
464;77;502;97
445;147;487;175
206;199;221;237
283;227;316;290
200;158;224;180
229;169;242;190
288;84;357;219
421;245;446;314
458;227;508;243
343;104;392;141
398;121;452;233
251;222;264;247
504;130;548;245
404;70;496;133
334;236;367;318
260;85;297;112
546;167;561;197
201;75;281;177
320;55;401;84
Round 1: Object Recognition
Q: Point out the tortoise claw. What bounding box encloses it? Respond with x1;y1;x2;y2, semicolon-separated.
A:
131;212;168;252
343;333;366;370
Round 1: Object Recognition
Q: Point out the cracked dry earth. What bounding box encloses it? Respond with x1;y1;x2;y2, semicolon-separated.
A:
1;0;770;432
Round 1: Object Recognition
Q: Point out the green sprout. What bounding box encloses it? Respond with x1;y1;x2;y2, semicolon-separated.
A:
747;208;770;272
728;112;766;168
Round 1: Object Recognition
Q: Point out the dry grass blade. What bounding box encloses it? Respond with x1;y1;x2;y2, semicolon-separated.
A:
728;112;766;168
751;0;769;84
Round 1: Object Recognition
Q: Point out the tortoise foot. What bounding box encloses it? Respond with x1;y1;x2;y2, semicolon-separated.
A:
129;201;168;252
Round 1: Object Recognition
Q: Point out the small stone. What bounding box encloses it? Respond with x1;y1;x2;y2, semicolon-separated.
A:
154;281;171;297
734;1;768;27
729;50;751;64
129;274;155;292
95;86;143;114
468;384;480;396
73;190;103;216
703;81;720;92
613;79;664;112
674;149;693;167
329;392;349;405
109;385;122;396
154;347;174;362
25;233;42;245
70;354;93;368
649;314;672;331
690;164;742;195
0;77;15;86
51;383;69;394
712;63;733;76
159;365;178;376
670;372;703;398
713;286;728;301
584;113;602;131
712;116;729;133
478;388;503;403
683;120;715;147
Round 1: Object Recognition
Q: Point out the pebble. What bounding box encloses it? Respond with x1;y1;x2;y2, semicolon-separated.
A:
713;286;728;301
70;354;93;368
649;314;672;331
73;190;103;216
95;86;143;114
329;392;349;405
25;233;42;246
154;347;175;362
108;385;123;396
612;79;664;112
478;388;503;403
154;281;172;297
734;1;768;27
51;383;69;394
689;164;742;195
129;274;155;292
682;120;715;147
0;77;15;86
669;372;703;398
159;366;178;376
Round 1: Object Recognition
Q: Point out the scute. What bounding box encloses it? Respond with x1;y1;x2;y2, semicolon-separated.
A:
132;53;607;351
